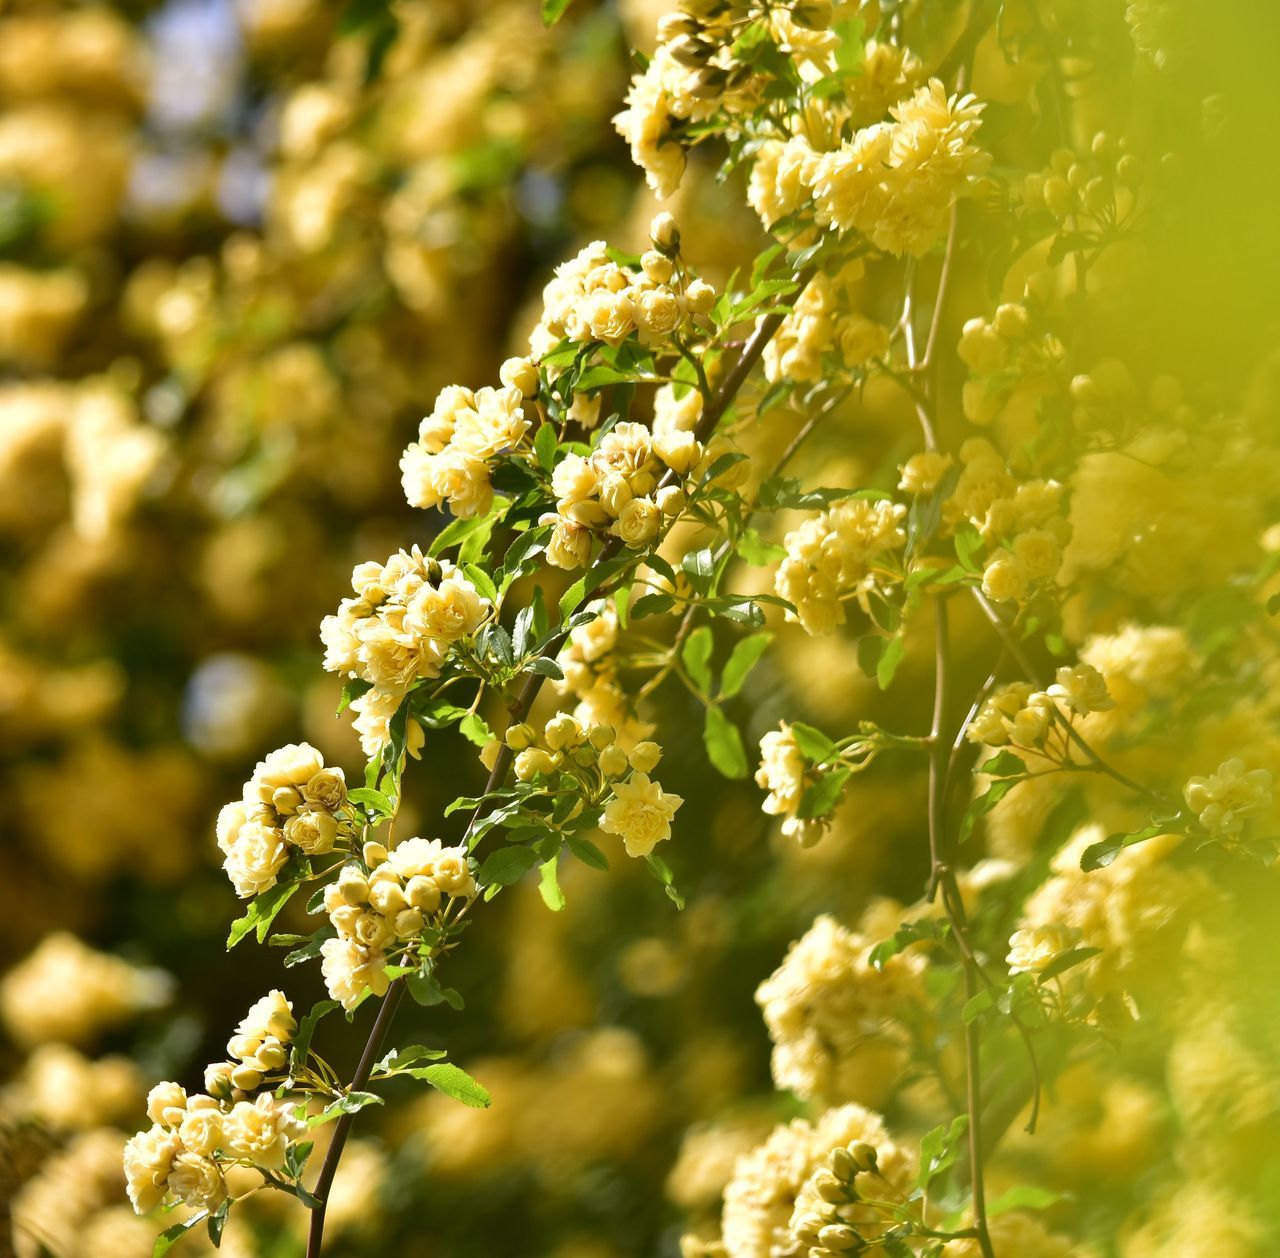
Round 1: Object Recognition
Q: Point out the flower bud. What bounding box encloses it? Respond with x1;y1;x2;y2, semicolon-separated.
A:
255;1039;287;1070
668;34;713;67
813;1170;846;1204
818;1224;860;1251
793;1213;827;1245
599;745;629;777
641;250;675;284
363;840;388;866
338;867;370;906
650;212;680;255
204;1061;235;1099
629;741;662;773
849;1141;878;1171
230;1062;264;1092
829;1146;856;1180
394;908;425;938
499;356;539;397
684;279;715;314
656;485;686;516
369;879;407;916
515;747;557;781
544;714;584;750
271;786;302;816
405;875;442;914
505;722;536;750
589;724;615;750
146;1082;188;1127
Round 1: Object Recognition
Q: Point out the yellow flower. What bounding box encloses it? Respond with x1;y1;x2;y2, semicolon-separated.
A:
601;771;683;858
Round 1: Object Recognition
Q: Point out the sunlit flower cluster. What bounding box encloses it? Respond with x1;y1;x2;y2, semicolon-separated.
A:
216;742;352;898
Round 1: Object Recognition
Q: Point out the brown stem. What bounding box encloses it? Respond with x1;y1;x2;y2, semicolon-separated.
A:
303;270;811;1257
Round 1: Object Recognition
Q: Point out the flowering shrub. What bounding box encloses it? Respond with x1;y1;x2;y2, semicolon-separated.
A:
3;1;1279;1256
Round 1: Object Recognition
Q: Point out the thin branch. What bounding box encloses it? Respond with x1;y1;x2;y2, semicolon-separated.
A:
304;271;812;1258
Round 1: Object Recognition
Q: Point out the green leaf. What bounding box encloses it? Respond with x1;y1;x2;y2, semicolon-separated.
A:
704;706;749;779
566;834;609;870
348;786;395;815
917;1115;969;1190
459;712;495;748
429;514;489;558
524;656;565;680
876;636;905;689
736;528;786;566
462;562;499;604
375;1044;447;1073
310;1090;383;1126
981;750;1026;778
534;421;558;472
720;631;771;698
541;0;573;25
797;766;850;819
477;845;538;887
206;1199;230;1248
227;881;300;950
989;1185;1067;1217
681;547;716;596
681;625;714;692
406;970;464;1009
962;989;996;1023
415;1062;491;1108
789;721;837;763
958;775;1024;843
1080;820;1168;871
856;634;884;679
559;575;588;618
291;1000;339;1071
954;525;985;573
337;677;372;716
630;592;675;619
154;1212;208;1257
538;853;566;911
1037;946;1103;981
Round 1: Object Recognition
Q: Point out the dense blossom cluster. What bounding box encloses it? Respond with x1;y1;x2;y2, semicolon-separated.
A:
774;496;907;635
321;548;492;756
321;839;477;1010
216;743;352;898
123;992;306;1216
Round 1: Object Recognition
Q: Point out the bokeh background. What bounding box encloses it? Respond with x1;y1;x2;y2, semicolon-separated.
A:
4;1;1280;1256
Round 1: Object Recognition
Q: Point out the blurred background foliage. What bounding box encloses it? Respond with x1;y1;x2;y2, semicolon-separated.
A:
2;0;1280;1256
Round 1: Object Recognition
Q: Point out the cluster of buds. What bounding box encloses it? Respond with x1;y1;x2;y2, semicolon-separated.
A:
790;1140;883;1255
504;714;682;859
124;993;307;1217
1183;758;1274;838
320;837;477;1010
216;742;352;899
956;298;1065;427
967;665;1113;753
206;990;297;1095
1023;132;1140;227
531;215;715;359
542;419;697;568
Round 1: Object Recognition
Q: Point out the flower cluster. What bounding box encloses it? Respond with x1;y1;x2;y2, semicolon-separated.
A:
320;548;492;755
216;742;352;898
530;219;715;359
1183;758;1274;838
504;712;682;859
400;380;533;521
1024;133;1141;232
956;299;1066;428
544;420;696;568
967;664;1112;752
321;838;478;1010
775;496;907;635
123;992;306;1216
755;723;851;848
762;263;890;386
755;915;924;1106
941;438;1070;606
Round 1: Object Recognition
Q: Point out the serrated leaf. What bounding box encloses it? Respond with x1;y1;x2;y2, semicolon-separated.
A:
981;750;1026;778
704;705;749;779
959;775;1024;843
459;712;494;748
720;631;771;698
477;844;538;887
789;720;838;763
534;422;558;472
337;677;372;716
1037;946;1103;981
988;1185;1067;1216
538;853;566;911
462;562;499;604
375;1044;448;1073
415;1062;491;1108
310;1090;383;1126
876;636;905;689
428;514;488;558
796;766;850;819
227;881;299;950
291;1000;339;1071
630;592;675;619
737;528;786;566
681;547;716;596
1080;819;1169;870
566;834;609;870
682;625;714;692
525;656;564;680
154;1212;207;1257
348;786;395;815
